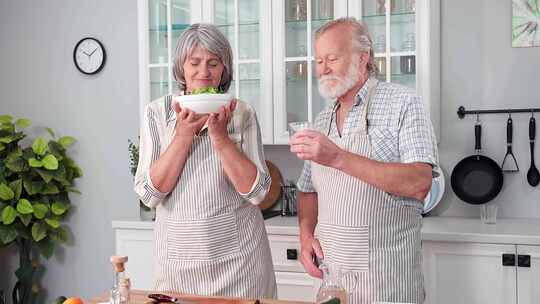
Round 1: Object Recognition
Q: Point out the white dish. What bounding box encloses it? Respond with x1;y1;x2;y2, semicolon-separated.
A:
423;166;445;214
173;93;233;114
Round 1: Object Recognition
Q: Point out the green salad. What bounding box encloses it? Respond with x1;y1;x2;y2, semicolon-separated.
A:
190;86;224;95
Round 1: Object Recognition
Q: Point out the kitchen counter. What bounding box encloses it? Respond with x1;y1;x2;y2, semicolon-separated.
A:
113;216;540;245
90;289;310;304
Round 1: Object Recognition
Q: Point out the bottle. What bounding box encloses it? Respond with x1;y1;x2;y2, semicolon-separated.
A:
109;256;130;304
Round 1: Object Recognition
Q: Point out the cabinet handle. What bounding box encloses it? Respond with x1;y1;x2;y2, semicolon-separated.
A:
502;253;516;266
286;249;298;260
518;254;531;268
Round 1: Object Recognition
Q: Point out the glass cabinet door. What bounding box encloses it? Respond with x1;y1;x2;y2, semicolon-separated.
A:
273;0;347;144
362;0;416;89
147;0;193;101
210;0;273;143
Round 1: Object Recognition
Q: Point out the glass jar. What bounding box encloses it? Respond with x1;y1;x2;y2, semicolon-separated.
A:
315;262;358;304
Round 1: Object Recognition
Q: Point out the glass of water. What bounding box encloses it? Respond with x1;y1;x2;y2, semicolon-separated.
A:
480;202;498;224
288;121;313;137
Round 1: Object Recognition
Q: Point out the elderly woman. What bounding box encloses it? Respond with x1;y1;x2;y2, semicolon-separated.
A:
134;23;277;298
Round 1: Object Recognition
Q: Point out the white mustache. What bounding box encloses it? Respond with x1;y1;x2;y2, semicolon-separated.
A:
318;76;342;83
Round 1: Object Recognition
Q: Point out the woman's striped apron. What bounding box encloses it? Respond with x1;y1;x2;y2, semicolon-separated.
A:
153;96;277;298
312;79;424;304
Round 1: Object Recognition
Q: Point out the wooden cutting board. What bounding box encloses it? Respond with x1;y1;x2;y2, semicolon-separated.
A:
259;160;283;211
89;289;311;304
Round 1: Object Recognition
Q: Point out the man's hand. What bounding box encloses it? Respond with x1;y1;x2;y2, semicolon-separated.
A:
289;130;344;168
300;236;324;278
173;102;208;139
208;99;237;148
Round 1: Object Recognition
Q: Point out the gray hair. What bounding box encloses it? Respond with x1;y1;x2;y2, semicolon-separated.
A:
315;17;378;77
172;23;233;92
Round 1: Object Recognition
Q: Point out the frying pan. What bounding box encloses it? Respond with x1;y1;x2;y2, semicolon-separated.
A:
451;122;504;205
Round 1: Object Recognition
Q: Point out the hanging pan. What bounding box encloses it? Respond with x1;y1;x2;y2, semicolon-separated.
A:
451;118;504;205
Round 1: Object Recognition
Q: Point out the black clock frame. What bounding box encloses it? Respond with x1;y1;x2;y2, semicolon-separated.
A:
73;37;107;75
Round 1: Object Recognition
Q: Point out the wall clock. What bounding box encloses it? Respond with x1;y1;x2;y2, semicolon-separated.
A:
73;37;106;75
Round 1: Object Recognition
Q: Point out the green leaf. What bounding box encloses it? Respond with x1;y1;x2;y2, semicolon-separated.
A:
0;115;13;123
66;187;81;194
0;183;15;200
31;222;47;242
32;137;48;155
0;136;13;143
0;143;4;152
42;183;59;194
58;136;76;149
42;154;59;170
46;127;56;138
9;179;22;200
49;226;68;243
33;203;49;219
15;263;33;281
0;225;17;244
6;157;28;172
44;218;60;228
73;166;83;178
1;205;17;225
28;158;43;168
19;213;32;226
51;202;68;216
36;239;54;258
23;179;44;196
15;118;31;128
35;169;53;183
16;199;34;214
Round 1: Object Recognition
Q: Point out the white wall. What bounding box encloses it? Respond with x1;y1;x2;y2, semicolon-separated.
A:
0;1;140;302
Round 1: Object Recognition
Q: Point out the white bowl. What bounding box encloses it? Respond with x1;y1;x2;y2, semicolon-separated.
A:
423;166;445;214
173;93;233;114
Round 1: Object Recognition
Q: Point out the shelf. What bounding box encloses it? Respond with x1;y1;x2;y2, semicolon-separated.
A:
363;11;415;19
362;12;415;26
215;21;260;28
285;18;333;30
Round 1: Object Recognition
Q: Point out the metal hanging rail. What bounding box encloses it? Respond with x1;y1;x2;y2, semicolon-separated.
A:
457;106;540;119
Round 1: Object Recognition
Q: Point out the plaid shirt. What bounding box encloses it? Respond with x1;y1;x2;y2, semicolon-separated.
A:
296;79;438;209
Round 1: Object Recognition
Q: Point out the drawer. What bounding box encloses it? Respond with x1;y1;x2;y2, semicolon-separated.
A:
275;271;318;302
268;234;305;272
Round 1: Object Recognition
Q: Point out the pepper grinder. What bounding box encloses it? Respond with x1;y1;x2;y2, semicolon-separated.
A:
110;256;130;304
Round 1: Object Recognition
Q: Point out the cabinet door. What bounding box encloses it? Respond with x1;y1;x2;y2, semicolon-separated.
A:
138;0;202;121
115;228;155;290
517;245;540;304
272;0;348;144
275;271;319;302
423;242;517;304
349;0;441;140
202;0;274;144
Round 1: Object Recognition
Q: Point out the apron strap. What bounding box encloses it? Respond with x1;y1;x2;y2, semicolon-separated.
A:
358;78;379;134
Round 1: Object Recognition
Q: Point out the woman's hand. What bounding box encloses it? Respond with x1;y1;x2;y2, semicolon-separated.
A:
208;99;237;148
173;102;208;138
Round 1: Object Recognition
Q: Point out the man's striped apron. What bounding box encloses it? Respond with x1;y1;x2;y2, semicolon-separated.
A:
312;79;424;304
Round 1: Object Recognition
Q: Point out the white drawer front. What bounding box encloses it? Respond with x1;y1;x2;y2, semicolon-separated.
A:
275;271;318;302
268;234;304;272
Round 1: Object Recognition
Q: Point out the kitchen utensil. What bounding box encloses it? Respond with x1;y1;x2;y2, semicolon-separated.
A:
527;115;540;186
500;116;519;172
281;180;297;216
480;201;498;224
451;119;504;205
422;166;445;214
259;160;283;211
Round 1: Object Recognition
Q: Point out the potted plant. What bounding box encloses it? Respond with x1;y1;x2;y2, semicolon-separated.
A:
0;115;82;304
128;139;154;221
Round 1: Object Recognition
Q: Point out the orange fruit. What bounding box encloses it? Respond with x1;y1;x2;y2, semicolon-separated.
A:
63;297;84;304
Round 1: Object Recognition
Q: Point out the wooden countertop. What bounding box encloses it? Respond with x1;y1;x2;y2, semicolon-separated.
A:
90;290;312;304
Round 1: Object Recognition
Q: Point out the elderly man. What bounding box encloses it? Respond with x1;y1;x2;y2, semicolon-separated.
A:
289;18;438;303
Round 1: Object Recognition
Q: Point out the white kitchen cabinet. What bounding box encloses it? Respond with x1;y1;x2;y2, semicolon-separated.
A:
423;241;540;304
138;0;441;144
517;245;540;304
113;221;155;290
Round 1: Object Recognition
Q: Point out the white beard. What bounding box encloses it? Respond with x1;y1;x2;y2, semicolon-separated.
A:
317;57;361;101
